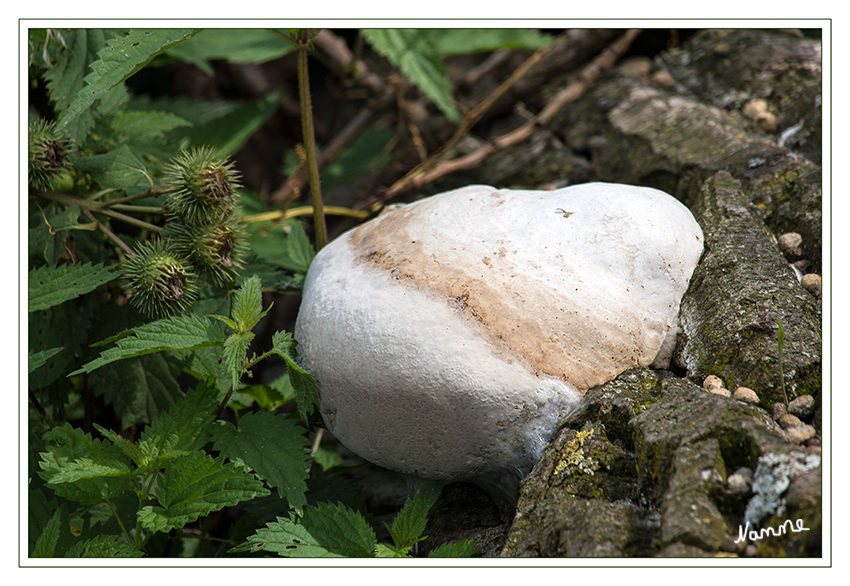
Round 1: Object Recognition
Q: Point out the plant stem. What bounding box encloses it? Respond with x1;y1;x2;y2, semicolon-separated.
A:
296;29;328;250
241;205;372;224
83;209;136;256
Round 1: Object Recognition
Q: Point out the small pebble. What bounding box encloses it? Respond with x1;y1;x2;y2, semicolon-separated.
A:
788;394;816;420
742;99;778;133
777;232;804;262
703;375;724;391
617;57;652;77
786;424;816;445
778;413;802;429
744;544;760;557
732;386;759;405
710;388;732;398
651;69;675;89
801;273;821;297
772;402;788;420
727;467;754;496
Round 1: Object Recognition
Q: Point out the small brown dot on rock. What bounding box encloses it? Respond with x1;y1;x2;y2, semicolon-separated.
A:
778;413;803;429
651;69;675;89
742;99;768;120
800;274;821;295
703;374;724;391
777;232;802;252
786;424;816;445
732;386;759;405
788;394;816;420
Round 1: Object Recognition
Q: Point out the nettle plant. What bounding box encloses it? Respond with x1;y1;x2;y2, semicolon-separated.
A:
27;28;477;558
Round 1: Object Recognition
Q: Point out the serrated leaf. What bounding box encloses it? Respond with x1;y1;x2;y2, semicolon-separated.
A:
139;451;269;533
427;539;478;558
32;508;63;557
223;331;253;389
70;144;149;190
373;542;408;557
423;29;555;55
211;411;310;511
89;353;183;430
182;91;281;157
244;220;315;279
29;262;118;312
72;314;226;375
136;381;219;468
30;291;98;388
166;29;295;75
232;274;265;332
58;29;199;134
272;331;319;421
42;29;109;144
92;423;145;467
361;29;460;122
64;535;143;558
38;423;133;504
110;109;192;136
387;485;441;551
28;347;64;374
239;502;377;557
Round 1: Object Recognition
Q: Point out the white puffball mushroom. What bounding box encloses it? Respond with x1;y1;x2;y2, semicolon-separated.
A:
295;182;704;503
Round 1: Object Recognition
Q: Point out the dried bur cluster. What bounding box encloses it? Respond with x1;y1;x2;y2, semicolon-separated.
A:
123;147;246;318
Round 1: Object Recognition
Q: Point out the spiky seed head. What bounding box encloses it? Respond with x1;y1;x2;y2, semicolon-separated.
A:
28;119;74;191
163;146;241;226
122;240;199;318
166;216;245;287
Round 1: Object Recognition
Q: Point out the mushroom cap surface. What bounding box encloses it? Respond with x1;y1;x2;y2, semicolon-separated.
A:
295;183;703;496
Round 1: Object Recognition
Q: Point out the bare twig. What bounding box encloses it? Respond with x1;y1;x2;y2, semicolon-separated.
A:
380;29;642;202
391;37;562;191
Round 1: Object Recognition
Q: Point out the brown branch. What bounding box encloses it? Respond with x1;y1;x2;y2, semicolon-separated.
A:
390;37;562;193
380;29;642;202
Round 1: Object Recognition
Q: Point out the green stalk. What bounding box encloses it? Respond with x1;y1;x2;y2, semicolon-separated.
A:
296;30;328;250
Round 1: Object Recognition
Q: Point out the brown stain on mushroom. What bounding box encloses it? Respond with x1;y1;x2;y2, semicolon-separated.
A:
349;196;656;390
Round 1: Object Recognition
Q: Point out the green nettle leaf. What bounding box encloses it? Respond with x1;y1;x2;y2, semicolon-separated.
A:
58;29;199;133
386;485;441;552
373;542;407;558
231;274;266;332
135;381;219;468
89;353;183;430
72;314;226;375
32;508;63;558
211;411;311;511
223;330;254;389
166;29;295;75
272;331;320;421
244;219;315;283
181;91;281;157
138;451;269;533
237;502;378;557
110;109;193;136
28;347;64;374
69;144;150;190
38;423;133;505
422;28;555;55
42;29;109;144
28;262;118;312
427;539;478;558
361;29;460;122
64;535;144;558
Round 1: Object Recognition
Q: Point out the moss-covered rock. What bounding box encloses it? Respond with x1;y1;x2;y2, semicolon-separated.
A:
677;171;821;407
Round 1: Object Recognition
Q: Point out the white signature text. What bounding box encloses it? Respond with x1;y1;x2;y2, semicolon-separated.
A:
735;519;810;543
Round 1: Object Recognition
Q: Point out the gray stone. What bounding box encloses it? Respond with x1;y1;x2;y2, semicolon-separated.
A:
676;172;822;407
788;394;816;420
